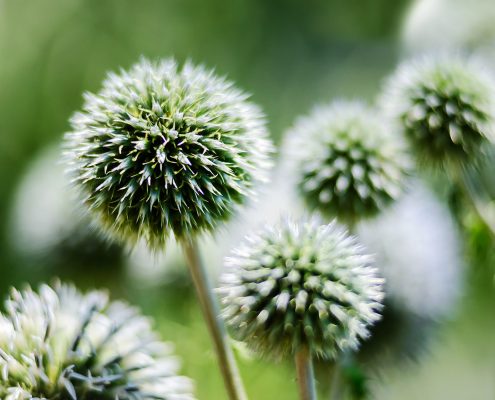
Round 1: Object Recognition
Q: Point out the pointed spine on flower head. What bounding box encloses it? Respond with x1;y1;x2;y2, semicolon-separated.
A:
381;54;495;169
283;101;410;225
219;216;384;360
64;57;273;249
0;282;195;400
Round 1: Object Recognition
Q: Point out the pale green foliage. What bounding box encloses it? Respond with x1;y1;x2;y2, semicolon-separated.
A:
0;283;194;400
284;101;409;224
64;58;273;248
219;217;384;360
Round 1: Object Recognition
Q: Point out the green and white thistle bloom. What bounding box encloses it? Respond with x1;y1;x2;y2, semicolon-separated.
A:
283;101;409;224
219;217;384;360
382;55;495;168
64;57;272;248
0;282;194;400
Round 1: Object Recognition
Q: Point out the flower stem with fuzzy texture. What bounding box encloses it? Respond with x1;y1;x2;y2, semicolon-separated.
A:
182;238;248;400
295;346;317;400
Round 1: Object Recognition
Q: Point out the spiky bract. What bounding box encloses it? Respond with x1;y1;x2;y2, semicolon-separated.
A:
0;283;194;400
284;101;408;224
219;217;384;360
64;57;272;248
382;55;495;168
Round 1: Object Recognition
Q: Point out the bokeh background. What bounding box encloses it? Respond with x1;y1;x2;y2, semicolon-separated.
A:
0;0;494;399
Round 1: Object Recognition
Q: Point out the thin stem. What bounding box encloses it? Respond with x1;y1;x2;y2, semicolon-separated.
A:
328;363;344;400
181;238;248;400
295;346;317;400
458;170;495;238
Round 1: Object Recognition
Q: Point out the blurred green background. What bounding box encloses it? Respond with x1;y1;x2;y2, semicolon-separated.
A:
0;1;494;399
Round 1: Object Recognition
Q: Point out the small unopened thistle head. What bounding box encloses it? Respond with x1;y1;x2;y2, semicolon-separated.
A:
0;282;194;400
219;217;384;360
382;55;495;168
64;57;272;248
283;101;409;224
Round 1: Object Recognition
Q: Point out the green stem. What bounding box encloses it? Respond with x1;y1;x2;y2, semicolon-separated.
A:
328;363;344;400
458;170;495;238
182;238;248;400
295;346;317;400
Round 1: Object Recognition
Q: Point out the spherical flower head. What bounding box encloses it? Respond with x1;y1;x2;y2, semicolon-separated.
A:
382;55;495;168
219;217;384;360
283;101;409;224
356;182;463;366
10;146;123;269
0;282;194;400
64;57;273;248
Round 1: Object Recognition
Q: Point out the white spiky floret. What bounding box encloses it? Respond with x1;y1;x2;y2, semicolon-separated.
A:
283;101;409;224
219;216;384;360
64;57;273;249
381;54;495;167
0;282;195;400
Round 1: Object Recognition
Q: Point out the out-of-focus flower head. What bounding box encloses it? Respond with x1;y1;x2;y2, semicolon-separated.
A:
0;282;195;400
381;55;495;169
283;101;409;225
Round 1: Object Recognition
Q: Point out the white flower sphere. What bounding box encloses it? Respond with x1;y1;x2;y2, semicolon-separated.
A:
381;55;495;168
283;101;409;224
219;217;384;360
9;146;123;267
358;182;463;319
64;57;273;249
0;282;195;400
402;0;495;54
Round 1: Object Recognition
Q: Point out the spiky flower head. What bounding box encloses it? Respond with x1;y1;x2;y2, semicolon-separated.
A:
64;57;272;248
382;55;495;168
283;101;409;224
219;217;384;360
0;282;194;400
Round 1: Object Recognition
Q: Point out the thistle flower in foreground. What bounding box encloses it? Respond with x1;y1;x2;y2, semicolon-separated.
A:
64;57;272;248
219;217;384;360
0;282;194;400
283;101;409;224
381;55;495;168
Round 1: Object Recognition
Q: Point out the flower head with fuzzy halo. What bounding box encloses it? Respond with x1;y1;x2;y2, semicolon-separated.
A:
219;217;384;360
0;282;194;400
283;101;409;224
64;57;273;248
381;55;495;168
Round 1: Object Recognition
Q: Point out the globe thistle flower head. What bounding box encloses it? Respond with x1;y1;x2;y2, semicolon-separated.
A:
219;217;384;360
284;101;409;224
0;282;194;400
382;55;495;168
64;57;273;249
